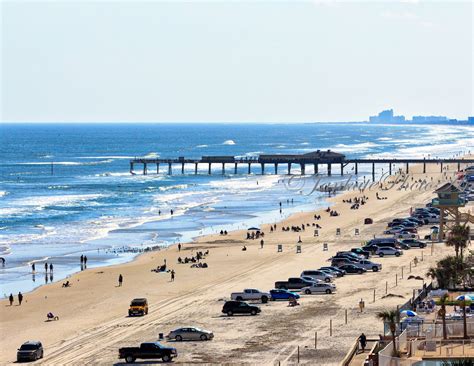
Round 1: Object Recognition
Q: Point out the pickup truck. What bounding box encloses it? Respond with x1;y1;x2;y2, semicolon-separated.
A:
118;342;177;363
231;289;270;303
275;277;315;290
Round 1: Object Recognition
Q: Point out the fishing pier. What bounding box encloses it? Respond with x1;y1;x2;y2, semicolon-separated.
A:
130;150;474;180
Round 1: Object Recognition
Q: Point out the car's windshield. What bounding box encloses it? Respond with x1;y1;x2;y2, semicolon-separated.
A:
20;345;38;350
131;301;145;306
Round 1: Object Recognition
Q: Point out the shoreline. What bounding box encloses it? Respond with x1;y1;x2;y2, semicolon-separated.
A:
0;173;351;296
0;159;471;365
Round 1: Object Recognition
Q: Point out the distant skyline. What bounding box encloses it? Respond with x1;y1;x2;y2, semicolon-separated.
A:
1;1;473;123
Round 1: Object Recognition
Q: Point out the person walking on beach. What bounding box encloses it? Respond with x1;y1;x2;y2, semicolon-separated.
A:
260;239;264;249
170;270;175;282
359;333;367;353
359;298;365;313
44;262;48;273
118;274;123;287
18;292;23;305
80;255;84;264
32;263;35;273
84;256;88;265
49;263;53;272
178;243;181;252
9;293;14;306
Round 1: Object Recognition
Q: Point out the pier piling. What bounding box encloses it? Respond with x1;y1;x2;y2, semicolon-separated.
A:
129;153;474;178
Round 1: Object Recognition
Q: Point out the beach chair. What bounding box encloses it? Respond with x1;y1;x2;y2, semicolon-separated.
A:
296;245;301;253
336;228;341;236
355;228;360;236
277;244;282;252
314;229;319;237
323;243;328;251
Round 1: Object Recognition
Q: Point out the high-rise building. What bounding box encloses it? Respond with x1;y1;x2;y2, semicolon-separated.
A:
369;109;405;123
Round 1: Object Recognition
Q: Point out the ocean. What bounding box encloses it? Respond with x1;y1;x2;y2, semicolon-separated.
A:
1;122;473;295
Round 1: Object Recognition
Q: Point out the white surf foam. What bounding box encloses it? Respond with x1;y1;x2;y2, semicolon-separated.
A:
223;140;236;145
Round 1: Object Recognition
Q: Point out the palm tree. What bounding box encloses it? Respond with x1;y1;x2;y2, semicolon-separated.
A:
446;224;470;261
427;256;460;289
459;297;470;339
377;309;399;357
438;294;449;340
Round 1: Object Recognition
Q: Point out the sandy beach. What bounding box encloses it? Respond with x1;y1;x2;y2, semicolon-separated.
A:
0;161;471;365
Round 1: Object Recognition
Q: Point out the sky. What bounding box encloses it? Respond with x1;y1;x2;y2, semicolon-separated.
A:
1;0;473;123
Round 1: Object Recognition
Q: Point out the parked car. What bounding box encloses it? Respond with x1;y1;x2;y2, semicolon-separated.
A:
231;289;270;303
350;248;371;258
300;270;333;283
301;282;336;295
400;239;426;248
376;247;403;257
17;341;44;362
167;327;214;341
118;342;177;363
270;289;300;301
387;219;405;227
405;217;424;226
128;298;148;317
395;232;417;240
301;275;322;284
363;239;400;254
319;268;344;278
275;277;316;290
320;266;346;276
384;226;405;234
222;300;261;316
337;264;366;274
331;257;359;267
335;251;365;260
355;259;382;272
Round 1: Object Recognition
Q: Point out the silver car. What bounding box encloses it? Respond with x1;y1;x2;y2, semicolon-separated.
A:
167;327;214;341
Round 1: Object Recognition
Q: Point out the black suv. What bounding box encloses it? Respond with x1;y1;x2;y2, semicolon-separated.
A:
17;341;43;362
222;300;261;316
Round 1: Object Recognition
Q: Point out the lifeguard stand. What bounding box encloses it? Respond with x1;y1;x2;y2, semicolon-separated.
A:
432;183;466;241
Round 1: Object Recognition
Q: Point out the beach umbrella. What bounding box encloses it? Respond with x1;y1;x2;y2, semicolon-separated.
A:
400;310;418;317
247;227;260;231
455;295;474;302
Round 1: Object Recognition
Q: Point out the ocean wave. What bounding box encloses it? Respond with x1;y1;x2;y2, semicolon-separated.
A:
0;191;8;198
365;137;474;159
16;160;113;166
377;137;393;141
223;140;236;145
1;194;108;217
196;145;208;148
332;142;380;153
158;184;189;192
144;152;160;158
48;185;70;190
80;156;135;159
94;172;132;177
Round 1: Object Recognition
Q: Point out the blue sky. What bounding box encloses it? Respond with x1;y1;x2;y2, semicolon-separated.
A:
1;1;472;122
